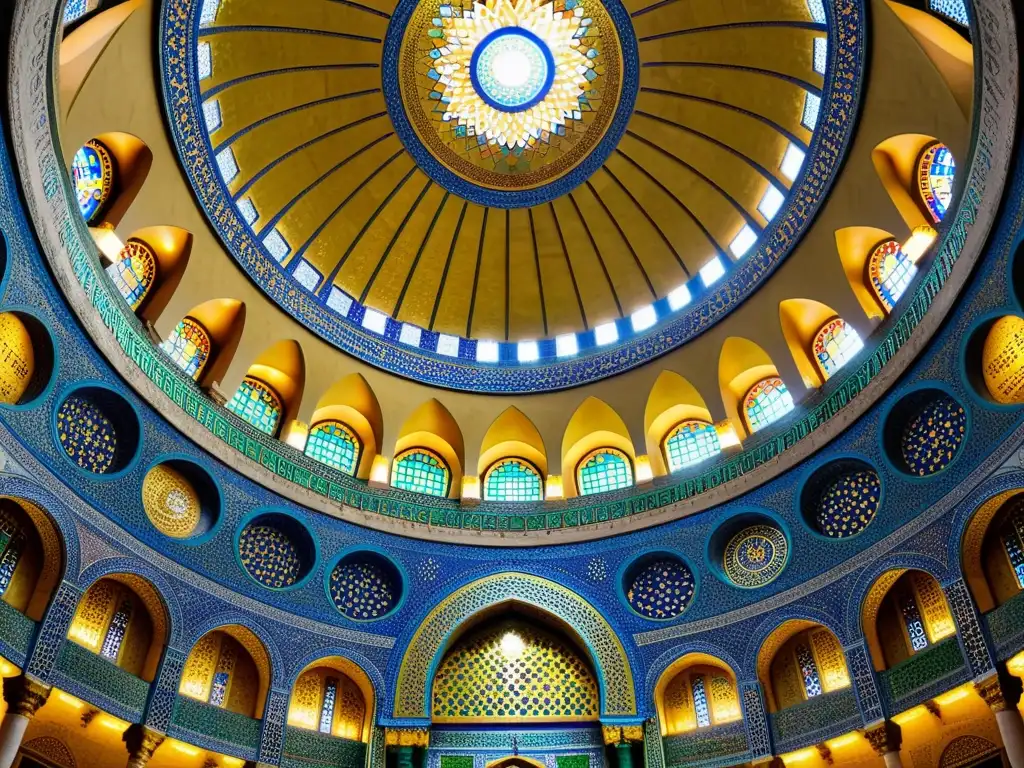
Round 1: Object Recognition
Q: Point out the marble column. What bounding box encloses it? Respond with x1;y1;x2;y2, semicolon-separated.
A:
123;723;165;768
616;741;634;768
976;670;1024;768
865;720;903;768
0;675;50;768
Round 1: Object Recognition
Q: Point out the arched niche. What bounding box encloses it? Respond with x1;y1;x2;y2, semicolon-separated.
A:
654;653;741;736
67;573;168;681
393;399;464;499
308;373;383;479
779;299;863;388
478;406;548;478
718;337;791;438
966;315;1024;406
871;133;951;230
861;569;957;671
393;573;636;719
756;621;850;713
961;490;1024;613
287;656;375;742
70;131;151;231
0;497;64;621
179;625;272;719
835;226;911;320
0;311;56;407
226;339;305;438
561;397;635;498
644;371;719;477
105;226;192;324
160;299;245;388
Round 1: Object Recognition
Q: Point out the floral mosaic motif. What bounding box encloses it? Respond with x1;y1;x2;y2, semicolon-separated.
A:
329;559;398;620
743;377;794;433
625;558;694;619
106;239;157;311
304;420;361;475
56;393;118;474
585;557;606;582
868;239;917;312
142;463;201;538
723;525;788;588
918;143;956;223
71;139;113;224
815;469;881;538
663;421;721;472
577;449;632;496
813;318;864;380
484;458;543;501
899;395;966;476
238;523;303;589
226;377;283;437
431;621;600;721
159;317;212;381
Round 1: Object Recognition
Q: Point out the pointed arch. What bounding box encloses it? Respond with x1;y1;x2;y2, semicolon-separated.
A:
872;133;953;230
479;407;546;501
226;340;305;437
645;371;718;476
160;298;245;387
179;623;273;718
654;653;741;735
961;489;1024;613
756;620;850;713
779;299;863;388
308;373;383;479
394;399;464;499
561;397;635;498
718;337;791;438
836;226;908;320
106;225;192;323
288;655;376;741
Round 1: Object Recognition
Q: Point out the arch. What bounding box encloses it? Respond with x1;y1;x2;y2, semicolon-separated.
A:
394;399;464;499
961;490;1024;612
487;758;546;768
718;337;789;438
861;569;957;671
68;572;169;681
227;340;305;436
107;226;192;323
179;624;273;718
836;227;902;320
70;131;151;230
483;457;544;501
0;497;64;622
937;735;1000;768
645;371;718;476
287;655;375;741
393;572;636;719
654;652;741;735
478;406;548;477
872;133;950;230
309;373;383;479
756;620;850;712
561;397;635;498
779;300;863;388
160;299;245;387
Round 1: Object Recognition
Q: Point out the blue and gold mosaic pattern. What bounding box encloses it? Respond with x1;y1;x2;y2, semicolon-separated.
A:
304;421;361;476
329;559;398;620
899;395;967;476
918;143;956;224
625;558;694;620
71;140;112;225
55;393;118;474
723;525;788;588
815;469;881;538
238;522;303;589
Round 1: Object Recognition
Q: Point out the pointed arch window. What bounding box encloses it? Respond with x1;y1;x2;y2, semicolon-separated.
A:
663;420;721;472
305;420;361;475
227;376;284;436
691;676;711;728
107;239;158;312
743;377;794;433
484;458;543;501
577;448;633;496
71;139;114;224
392;449;450;497
1000;503;1024;590
813;318;864;380
917;143;956;223
867;239;917;313
319;677;338;734
160;317;212;381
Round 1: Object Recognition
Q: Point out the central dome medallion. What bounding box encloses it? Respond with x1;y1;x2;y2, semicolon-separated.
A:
386;0;635;207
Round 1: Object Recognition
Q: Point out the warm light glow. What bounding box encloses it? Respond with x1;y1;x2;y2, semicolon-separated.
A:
461;475;481;500
1008;651;1024;677
287;707;318;730
90;224;125;263
68;622;102;651
500;631;525;658
57;692;84;709
781;748;817;765
893;705;929;725
492;47;533;88
827;733;861;750
283;420;309;451
0;658;19;677
902;226;938;263
170;740;201;757
716;420;741;449
545;474;564;499
220;757;245;768
369;454;390;485
935;685;971;706
635;455;653;483
927;614;956;643
180;677;210;702
98;713;130;731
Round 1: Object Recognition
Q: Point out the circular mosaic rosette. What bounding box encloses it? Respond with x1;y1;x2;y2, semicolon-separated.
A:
723;524;789;588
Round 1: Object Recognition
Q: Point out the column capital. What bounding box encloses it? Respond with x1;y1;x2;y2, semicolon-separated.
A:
386;728;430;748
123;724;165;768
865;720;902;756
1;675;50;718
976;671;1022;713
602;725;644;745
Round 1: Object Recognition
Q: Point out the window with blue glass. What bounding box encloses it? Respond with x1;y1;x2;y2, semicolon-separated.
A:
794;642;823;699
576;448;633;496
63;0;99;24
917;143;956;223
226;376;284;437
743;377;795;433
392;449;450;497
0;530;23;598
898;585;930;653
691;676;711;728
106;239;158;312
100;599;133;662
484;458;543;501
1001;503;1024;590
159;317;212;381
305;420;361;475
663;420;721;472
209;671;230;707
868;239;917;313
813;318;864;380
320;677;338;734
71;140;113;224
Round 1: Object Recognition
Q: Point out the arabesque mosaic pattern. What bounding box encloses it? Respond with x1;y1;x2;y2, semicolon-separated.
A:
142;463;201;538
238;522;303;589
815;469;881;538
55;393;117;474
899;395;967;476
329;559;398;621
625;559;694;620
723;525;788;588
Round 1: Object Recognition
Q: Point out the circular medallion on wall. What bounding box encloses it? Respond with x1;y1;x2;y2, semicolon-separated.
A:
53;385;140;476
722;524;789;588
237;512;316;589
622;553;695;620
328;551;403;621
883;388;967;477
0;310;55;408
800;458;882;539
142;459;220;540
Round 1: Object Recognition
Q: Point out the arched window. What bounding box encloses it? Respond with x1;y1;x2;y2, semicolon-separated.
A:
576;448;633;496
743;377;794;433
917;143;956;223
68;579;154;677
999;503;1024;590
0;507;26;597
812;318;864;380
878;572;956;666
867;239;917;313
180;631;261;715
289;667;367;739
661;665;741;734
106;239;158;311
160;316;211;381
72;139;115;224
304;420;361;475
484;458;543;501
663;420;721;472
226;376;284;436
768;628;850;710
392;449;450;497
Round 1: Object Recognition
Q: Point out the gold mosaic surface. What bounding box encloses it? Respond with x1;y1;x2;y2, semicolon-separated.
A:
142;464;202;538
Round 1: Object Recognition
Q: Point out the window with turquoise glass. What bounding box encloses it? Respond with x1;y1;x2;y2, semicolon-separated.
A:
392;449;450;497
106;239;158;312
813;318;864;380
226;376;284;437
484;458;543;501
305;420;361;475
743;377;794;433
576;448;633;496
663;420;721;472
159;317;211;381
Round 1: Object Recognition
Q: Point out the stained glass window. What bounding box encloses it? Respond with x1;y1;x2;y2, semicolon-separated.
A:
813;318;864;380
71;140;114;224
100;599;132;661
160;317;212;381
392;450;450;497
918;143;956;223
106;239;158;311
691;676;711;728
899;586;930;652
744;377;794;433
226;376;284;436
794;642;822;699
305;421;361;475
577;448;633;496
209;671;230;707
484;458;543;501
1001;504;1024;589
320;677;338;734
0;529;23;597
868;239;917;313
664;420;721;472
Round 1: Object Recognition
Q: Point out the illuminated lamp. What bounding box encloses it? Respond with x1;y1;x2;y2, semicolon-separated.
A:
369;455;390;488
